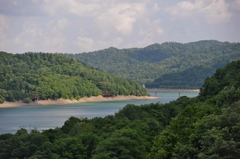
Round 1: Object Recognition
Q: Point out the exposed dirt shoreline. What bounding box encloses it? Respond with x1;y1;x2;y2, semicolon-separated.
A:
0;95;160;108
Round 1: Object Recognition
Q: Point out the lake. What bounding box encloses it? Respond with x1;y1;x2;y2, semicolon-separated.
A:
0;92;199;134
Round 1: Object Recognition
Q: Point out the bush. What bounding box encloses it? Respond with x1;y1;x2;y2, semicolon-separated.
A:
23;97;32;103
64;95;69;99
76;95;81;100
0;97;5;103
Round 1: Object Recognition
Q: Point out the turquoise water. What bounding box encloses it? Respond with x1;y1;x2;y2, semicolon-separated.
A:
0;92;199;134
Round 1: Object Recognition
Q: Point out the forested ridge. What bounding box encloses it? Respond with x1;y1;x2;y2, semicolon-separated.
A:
149;60;240;158
146;49;240;88
0;52;147;103
0;60;240;158
62;40;240;88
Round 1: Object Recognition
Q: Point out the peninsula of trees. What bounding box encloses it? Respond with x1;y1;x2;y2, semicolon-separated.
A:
0;52;147;103
0;58;239;159
62;40;240;88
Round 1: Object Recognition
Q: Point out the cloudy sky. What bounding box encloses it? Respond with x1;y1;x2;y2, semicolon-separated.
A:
0;0;240;53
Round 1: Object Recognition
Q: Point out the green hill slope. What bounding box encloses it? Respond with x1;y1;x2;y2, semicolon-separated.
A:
62;40;240;87
0;59;239;159
146;52;240;88
148;60;240;159
0;52;147;103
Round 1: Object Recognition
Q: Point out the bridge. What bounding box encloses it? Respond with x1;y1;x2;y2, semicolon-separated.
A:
147;88;200;97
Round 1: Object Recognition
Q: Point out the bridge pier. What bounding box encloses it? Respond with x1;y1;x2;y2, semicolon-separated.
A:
179;92;180;97
155;91;157;97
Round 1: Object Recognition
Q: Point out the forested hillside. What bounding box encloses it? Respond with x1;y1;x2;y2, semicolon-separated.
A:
63;40;240;87
145;52;238;88
0;60;239;159
0;52;146;103
149;60;240;158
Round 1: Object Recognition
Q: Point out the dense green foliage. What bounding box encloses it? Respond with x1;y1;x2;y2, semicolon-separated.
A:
0;52;146;103
148;60;240;158
199;60;240;100
0;96;193;159
1;57;240;158
63;40;240;87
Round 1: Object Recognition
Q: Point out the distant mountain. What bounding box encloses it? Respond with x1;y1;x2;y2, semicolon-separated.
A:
0;52;147;103
62;40;240;88
146;52;240;88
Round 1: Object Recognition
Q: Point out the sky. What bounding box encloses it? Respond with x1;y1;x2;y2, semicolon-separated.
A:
0;0;240;54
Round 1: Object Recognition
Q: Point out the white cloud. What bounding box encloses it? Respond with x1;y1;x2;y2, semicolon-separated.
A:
131;37;153;48
42;0;148;36
0;0;239;54
231;0;240;10
95;3;146;35
112;37;123;46
74;36;94;51
139;19;164;37
43;0;102;17
53;18;69;31
165;1;196;17
14;24;42;48
156;27;164;35
152;19;161;24
0;14;9;48
139;28;153;37
153;3;161;12
165;0;232;24
0;14;8;35
13;19;68;52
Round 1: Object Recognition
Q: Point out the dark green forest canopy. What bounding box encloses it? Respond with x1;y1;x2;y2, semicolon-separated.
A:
0;60;240;159
0;52;147;103
148;60;240;158
62;40;240;88
0;95;197;159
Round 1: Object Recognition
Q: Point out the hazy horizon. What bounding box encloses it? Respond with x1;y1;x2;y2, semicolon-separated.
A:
3;39;237;54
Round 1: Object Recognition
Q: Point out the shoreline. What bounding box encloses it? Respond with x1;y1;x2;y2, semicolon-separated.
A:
0;95;161;108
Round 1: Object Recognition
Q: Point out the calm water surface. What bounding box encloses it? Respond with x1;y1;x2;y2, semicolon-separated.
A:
0;92;199;134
